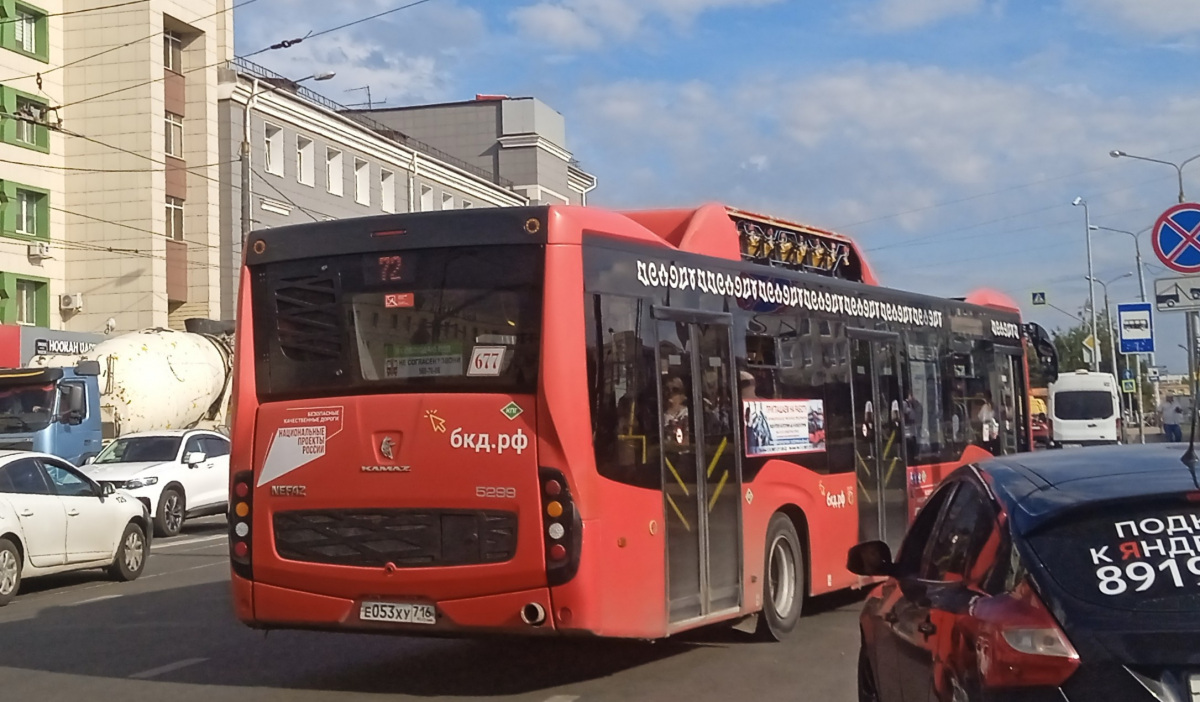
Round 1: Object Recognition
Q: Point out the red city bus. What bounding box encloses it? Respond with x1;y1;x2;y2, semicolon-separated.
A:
228;204;1058;640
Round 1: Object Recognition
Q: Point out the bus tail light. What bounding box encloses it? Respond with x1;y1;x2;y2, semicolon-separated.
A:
539;467;581;586
972;580;1080;689
230;470;254;579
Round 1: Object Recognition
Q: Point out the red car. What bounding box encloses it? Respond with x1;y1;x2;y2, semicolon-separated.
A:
850;444;1200;702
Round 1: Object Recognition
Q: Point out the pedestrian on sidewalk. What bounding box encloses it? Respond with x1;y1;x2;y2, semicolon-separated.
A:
1159;395;1184;442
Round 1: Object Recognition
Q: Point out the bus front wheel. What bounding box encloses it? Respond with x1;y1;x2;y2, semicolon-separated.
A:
755;512;804;641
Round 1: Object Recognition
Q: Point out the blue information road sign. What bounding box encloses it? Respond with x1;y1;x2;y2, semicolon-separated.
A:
1117;302;1155;354
1152;203;1200;274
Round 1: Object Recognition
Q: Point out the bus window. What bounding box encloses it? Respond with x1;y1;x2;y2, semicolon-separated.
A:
585;294;661;489
254;245;542;398
904;338;945;463
740;314;854;477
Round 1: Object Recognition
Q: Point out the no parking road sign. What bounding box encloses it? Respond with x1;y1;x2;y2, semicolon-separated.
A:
1152;203;1200;273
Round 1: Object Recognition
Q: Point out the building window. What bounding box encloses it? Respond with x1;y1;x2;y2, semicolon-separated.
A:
380;170;395;213
164;112;184;158
14;10;37;54
441;192;453;211
354;158;370;205
326;148;343;196
166;196;184;241
15;279;37;325
163;31;182;72
3;5;46;62
296;136;314;186
0;89;48;151
14;97;39;145
419;184;433;212
16;190;39;235
264;124;283;176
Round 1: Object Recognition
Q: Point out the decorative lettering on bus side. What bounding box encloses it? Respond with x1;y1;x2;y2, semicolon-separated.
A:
990;320;1021;339
633;260;945;329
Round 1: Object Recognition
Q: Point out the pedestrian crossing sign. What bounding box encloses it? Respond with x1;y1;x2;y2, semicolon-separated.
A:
1121;379;1136;393
1032;292;1047;306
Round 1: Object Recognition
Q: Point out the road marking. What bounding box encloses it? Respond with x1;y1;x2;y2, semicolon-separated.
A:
129;657;208;679
70;594;122;606
541;696;579;702
153;534;224;550
141;561;226;581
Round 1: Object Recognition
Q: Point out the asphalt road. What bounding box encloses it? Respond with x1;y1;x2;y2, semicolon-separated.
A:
0;516;865;702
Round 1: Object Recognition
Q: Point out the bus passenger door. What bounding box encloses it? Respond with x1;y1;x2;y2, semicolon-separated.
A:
996;351;1028;454
850;333;908;554
657;313;742;626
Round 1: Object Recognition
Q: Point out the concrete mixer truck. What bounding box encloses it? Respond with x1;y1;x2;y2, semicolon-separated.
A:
0;319;233;465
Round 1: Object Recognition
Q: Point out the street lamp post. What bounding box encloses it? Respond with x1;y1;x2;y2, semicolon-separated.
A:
241;71;336;242
1073;197;1099;371
1087;273;1134;442
1110;150;1200;205
1090;224;1158;441
1111;148;1200;420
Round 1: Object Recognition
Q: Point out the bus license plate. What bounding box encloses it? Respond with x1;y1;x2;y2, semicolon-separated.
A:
359;602;436;625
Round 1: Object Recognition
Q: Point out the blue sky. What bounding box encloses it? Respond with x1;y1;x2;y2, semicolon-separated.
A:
236;0;1200;372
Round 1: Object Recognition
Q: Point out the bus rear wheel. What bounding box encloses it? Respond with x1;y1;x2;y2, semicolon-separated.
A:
755;512;804;641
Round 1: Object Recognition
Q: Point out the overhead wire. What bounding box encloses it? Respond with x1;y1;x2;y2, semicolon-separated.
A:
0;154;234;173
864;173;1177;252
54;0;443;111
837;142;1200;232
0;0;146;26
251;169;325;222
1;0;259;84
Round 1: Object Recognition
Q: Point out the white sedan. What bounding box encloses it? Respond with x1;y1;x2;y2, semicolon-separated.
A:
82;430;230;537
0;451;150;605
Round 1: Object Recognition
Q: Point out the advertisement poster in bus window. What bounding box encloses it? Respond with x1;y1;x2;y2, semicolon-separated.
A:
384;342;463;378
744;399;825;456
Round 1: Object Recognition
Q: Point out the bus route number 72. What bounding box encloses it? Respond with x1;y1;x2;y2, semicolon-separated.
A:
468;346;506;377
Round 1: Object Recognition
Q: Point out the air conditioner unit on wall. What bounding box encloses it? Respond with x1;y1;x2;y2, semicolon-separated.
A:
59;293;83;312
27;242;51;260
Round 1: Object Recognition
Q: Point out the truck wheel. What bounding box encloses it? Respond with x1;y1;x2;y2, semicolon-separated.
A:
755;512;805;641
155;488;185;538
0;538;20;606
107;522;148;582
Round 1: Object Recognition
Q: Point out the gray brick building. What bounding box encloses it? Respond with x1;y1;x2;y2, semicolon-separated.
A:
347;95;598;207
217;60;597;321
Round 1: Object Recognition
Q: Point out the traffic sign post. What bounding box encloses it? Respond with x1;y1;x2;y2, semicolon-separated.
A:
1117;302;1154;354
1152;203;1200;274
1119;297;1159;446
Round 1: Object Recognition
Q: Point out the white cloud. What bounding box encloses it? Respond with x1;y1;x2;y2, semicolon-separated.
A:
509;0;782;48
566;63;1200;336
854;0;983;32
235;0;487;104
1065;0;1200;38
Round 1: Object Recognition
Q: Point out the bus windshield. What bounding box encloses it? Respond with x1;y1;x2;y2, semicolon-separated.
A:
253;245;543;398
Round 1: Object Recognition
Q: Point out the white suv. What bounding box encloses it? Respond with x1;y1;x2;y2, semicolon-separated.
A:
81;430;230;537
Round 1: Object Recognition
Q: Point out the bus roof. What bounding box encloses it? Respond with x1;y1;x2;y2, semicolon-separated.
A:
614;203;877;285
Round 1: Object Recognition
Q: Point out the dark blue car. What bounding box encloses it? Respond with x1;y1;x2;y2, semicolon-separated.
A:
849;444;1200;702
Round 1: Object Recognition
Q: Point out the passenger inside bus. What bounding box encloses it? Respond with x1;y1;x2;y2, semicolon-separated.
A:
663;376;690;446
